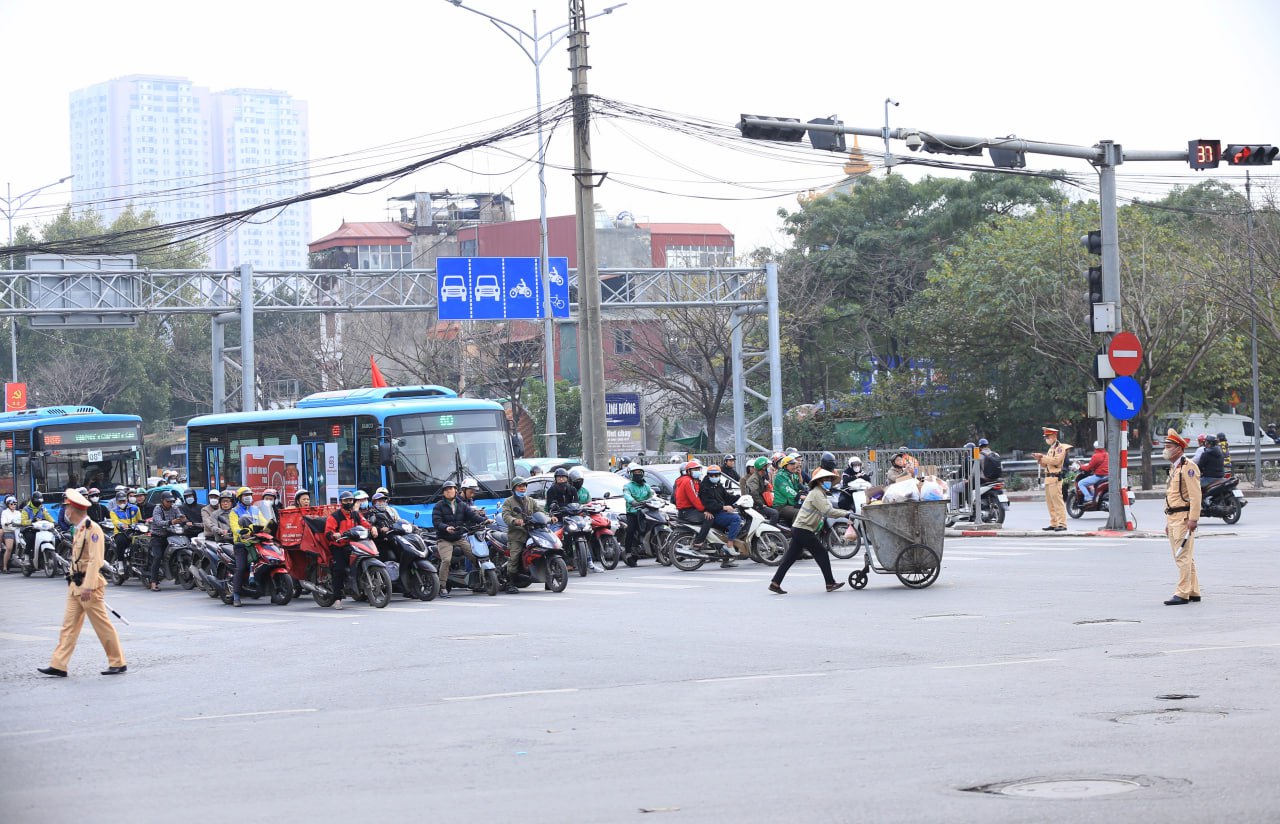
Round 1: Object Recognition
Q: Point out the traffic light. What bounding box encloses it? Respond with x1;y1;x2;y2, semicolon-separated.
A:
1224;144;1278;166
1081;230;1102;255
1188;139;1221;170
806;117;846;152
1086;266;1103;304
738;115;805;143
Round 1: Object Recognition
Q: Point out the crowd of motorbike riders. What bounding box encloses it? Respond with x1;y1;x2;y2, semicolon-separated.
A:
1;445;1003;605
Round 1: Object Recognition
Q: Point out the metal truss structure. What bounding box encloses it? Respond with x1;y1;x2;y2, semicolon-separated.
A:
0;264;782;451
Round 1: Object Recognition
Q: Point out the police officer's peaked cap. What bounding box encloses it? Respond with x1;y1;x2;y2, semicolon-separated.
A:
64;489;91;509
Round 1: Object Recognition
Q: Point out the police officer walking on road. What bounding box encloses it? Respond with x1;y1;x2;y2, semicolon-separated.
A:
1033;426;1070;531
1162;429;1202;606
38;489;127;677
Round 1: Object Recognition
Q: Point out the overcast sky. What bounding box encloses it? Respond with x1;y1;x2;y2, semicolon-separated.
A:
3;0;1278;258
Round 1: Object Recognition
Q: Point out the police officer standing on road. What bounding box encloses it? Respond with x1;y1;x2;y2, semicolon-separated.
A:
1033;427;1070;531
38;489;127;677
1162;430;1202;606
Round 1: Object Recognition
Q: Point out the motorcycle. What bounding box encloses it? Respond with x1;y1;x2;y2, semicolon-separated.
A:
499;511;569;592
585;501;624;570
377;520;440;601
553;502;596;577
156;519;199;590
303;525;392;608
625;497;675;567
13;520;59;578
210;528;294;606
1200;476;1246;524
1064;463;1110;519
108;523;153;586
669;501;743;572
437;521;502;596
740;499;787;566
191;534;234;599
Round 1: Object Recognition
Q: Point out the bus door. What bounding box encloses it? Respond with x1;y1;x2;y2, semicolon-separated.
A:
302;442;329;504
205;446;225;492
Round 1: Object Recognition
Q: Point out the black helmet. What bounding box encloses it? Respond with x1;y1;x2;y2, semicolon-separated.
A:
1215;432;1226;442
819;451;836;471
554;468;569;479
31;492;43;504
161;491;175;502
338;490;354;503
978;438;989;447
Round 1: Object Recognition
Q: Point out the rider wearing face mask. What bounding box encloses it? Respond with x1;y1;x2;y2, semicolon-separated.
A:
673;460;708;545
697;465;744;566
227;487;268;606
769;468;851;595
324;490;373;610
501;477;541;594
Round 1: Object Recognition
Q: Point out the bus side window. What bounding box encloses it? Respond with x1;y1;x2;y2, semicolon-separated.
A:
16;455;31;499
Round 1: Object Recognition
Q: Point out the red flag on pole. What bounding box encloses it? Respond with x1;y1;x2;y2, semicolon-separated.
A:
370;356;388;388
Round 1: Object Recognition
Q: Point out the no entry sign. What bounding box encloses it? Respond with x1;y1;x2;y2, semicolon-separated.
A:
1107;331;1143;377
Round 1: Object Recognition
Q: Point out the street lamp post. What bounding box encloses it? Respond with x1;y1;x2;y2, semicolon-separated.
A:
446;1;625;458
1;175;74;382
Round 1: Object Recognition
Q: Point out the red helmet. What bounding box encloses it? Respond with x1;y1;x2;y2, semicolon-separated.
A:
1197;433;1207;445
683;460;703;472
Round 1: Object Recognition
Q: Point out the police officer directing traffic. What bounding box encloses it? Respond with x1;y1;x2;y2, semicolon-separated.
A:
1162;430;1202;606
38;488;127;677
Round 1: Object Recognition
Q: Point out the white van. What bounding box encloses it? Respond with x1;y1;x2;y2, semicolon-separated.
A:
1155;412;1274;447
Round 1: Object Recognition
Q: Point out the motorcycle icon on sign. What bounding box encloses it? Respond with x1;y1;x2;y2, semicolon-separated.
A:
547;267;565;286
509;279;533;299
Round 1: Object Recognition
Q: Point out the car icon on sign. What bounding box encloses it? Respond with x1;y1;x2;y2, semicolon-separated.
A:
475;275;501;300
441;275;467;301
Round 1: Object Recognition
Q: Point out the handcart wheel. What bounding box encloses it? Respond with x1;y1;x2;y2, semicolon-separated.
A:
847;569;868;590
895;543;940;589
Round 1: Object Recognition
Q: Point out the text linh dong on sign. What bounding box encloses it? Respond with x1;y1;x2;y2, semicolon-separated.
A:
605;393;641;427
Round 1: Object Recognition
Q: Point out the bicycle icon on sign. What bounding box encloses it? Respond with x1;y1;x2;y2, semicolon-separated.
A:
550;295;566;312
509;279;534;299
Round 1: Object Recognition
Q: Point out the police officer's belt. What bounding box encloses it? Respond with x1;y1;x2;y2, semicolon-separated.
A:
1045;473;1061;478
1164;505;1190;515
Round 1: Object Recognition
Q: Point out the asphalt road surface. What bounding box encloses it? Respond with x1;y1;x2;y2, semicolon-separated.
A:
1;499;1276;823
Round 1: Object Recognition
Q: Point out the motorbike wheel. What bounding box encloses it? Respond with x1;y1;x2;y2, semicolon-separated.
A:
670;534;706;572
574;540;591;577
483;569;499;597
1066;490;1084;519
655;534;673;566
420;569;440;601
270;573;294;605
21;554;35;577
174;556;197;590
310;567;337;608
43;550;58;578
601;536;622;570
752;531;787;566
980;498;1006;525
363;566;392;608
826;527;861;561
546;556;568;592
1222;495;1242;525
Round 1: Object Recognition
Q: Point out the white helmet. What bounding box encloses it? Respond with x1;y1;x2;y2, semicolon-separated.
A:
461;478;479;491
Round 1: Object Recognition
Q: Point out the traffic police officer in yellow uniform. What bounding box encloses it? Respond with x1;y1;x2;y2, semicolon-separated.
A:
1161;429;1201;606
1033;426;1071;531
38;489;127;677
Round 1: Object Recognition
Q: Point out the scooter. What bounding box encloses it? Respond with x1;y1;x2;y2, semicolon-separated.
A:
670;504;740;572
42;523;73;579
14;520;59;578
211;529;294;606
329;526;393;608
553;502;596;577
108;523;153;586
191;534;234;598
739;499;787;566
499;512;569;592
1065;464;1110;518
625;497;674;567
377;520;440;601
156;519;198;590
439;521;502;596
1201;477;1246;524
585;501;624;570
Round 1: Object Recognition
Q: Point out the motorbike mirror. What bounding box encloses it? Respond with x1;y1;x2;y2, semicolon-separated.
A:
378;438;400;468
602;491;611;499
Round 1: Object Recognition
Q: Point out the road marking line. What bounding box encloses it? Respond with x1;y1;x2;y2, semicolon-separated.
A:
590;582;701;590
177;616;289;624
0;631;52;641
1164;642;1280;655
183;708;318;721
0;729;51;738
567;588;638;596
515;596;573;603
934;658;1059;670
443;688;578;702
440;602;506;608
124;622;219;630
695;672;827;684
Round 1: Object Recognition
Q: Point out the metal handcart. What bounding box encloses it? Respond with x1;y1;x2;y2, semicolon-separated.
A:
847;499;946;589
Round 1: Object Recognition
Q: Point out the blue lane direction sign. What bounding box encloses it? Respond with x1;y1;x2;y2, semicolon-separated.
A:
437;257;570;321
1105;376;1143;421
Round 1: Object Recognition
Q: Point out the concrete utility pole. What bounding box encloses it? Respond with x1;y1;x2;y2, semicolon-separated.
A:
1246;171;1263;488
741;116;1193;530
569;0;608;470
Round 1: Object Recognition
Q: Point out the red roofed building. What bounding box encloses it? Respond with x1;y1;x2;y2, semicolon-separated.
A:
308;221;414;269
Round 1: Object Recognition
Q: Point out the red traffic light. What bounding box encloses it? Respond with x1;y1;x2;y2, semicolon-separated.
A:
1224;144;1278;166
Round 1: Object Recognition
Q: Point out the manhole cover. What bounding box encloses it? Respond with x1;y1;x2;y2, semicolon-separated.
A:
1113;709;1226;726
999;778;1142;798
1074;618;1141;625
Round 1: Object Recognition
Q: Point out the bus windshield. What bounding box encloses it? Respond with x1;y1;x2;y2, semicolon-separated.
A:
34;422;144;492
387;410;513;497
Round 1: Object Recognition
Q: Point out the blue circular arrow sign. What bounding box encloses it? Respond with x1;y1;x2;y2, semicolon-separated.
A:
1105;376;1143;421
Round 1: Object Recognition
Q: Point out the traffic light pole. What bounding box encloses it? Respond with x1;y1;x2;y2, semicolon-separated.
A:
740;117;1192;531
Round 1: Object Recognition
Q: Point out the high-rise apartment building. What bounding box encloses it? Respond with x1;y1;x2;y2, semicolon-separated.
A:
69;74;310;269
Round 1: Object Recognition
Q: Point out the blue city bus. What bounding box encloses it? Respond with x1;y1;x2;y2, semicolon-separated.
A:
0;405;146;505
184;385;515;526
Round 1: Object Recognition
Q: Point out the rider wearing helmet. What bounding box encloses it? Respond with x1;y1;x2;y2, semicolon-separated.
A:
293;489;312;509
257;489;280;527
567;467;591;504
432;480;486;597
818;452;838;473
148;491;186;592
842;456;865;485
773;455;805;526
743;456;779;526
459;477;480;506
546;467;577;513
616;456;632;474
323;490;373;610
86;488;110;525
2;495;20;572
622;465;654;564
978;439;1003;486
353;489;370;511
20;492;56;562
698;465;743;565
178;488;202;527
107;489;142;562
226;487;268;607
501;477;541;593
201;489;226;540
1196;433;1226;490
365;489;401;534
673;460;707;543
721;454;741;483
